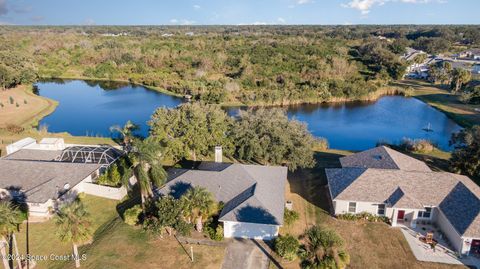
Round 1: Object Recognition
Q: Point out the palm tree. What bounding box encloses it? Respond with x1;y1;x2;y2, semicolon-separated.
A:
110;120;140;151
0;201;22;269
181;186;216;232
129;137;167;213
54;200;92;268
451;68;472;93
300;226;350;269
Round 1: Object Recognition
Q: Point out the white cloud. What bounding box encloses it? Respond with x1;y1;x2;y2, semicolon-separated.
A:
296;0;313;4
170;19;196;25
83;18;96;25
193;4;201;9
277;17;286;24
341;0;444;15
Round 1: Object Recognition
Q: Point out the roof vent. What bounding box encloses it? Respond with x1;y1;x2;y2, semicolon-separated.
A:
373;155;383;160
63;183;71;190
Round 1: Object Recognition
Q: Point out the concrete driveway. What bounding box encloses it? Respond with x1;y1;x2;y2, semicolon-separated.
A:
221;239;270;269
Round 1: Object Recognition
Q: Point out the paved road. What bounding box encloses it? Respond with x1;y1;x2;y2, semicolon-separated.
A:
221;239;270;269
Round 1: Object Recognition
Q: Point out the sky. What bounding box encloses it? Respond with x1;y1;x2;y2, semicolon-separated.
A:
0;0;479;25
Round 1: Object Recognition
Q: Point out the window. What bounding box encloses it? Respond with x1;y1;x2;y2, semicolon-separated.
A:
348;202;356;213
377;204;386;215
418;207;432;218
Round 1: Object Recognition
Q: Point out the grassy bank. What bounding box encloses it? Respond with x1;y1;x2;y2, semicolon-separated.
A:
0;85;116;156
393;80;480;128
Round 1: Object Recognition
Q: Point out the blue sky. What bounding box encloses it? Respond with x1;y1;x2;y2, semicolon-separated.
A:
1;0;478;25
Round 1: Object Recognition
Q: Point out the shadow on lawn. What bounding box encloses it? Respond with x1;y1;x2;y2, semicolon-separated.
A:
288;151;345;213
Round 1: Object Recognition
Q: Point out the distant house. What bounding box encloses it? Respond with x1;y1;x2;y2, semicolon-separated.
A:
0;138;125;218
326;146;480;256
160;148;287;240
458;49;480;60
473;64;480;74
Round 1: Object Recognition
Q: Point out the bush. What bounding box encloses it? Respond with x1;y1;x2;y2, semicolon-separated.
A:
9;96;13;104
400;138;435;153
204;220;224;241
274;235;299;261
124;205;142;226
337;212;390;224
97;164;122;187
284;208;300;227
173;220;193;236
5;124;24;134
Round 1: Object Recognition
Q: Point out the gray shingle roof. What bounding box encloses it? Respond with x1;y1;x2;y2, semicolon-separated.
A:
3;149;61;161
0;159;100;203
339;146;431;172
326;167;480;237
161;162;287;225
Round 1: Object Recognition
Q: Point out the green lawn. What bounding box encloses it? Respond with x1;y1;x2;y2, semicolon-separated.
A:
393;80;480;128
15;195;119;269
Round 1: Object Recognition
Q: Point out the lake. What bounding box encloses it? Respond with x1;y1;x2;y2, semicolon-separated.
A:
37;79;462;151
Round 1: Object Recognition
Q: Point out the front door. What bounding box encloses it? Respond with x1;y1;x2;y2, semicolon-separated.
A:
397;210;405;220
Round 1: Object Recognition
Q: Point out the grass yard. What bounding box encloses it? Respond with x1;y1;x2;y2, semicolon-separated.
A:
14;195;225;269
56;218;225;269
275;149;466;269
394;80;480;128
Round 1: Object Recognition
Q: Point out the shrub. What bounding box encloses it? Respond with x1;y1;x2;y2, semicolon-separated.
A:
284;208;299;227
400;138;434;153
315;137;329;151
0;102;3;108
9;96;13;104
173;220;193;236
97;164;122;187
274;234;299;261
15;102;19;107
337;212;390;224
23;99;27;104
124;205;142;226
5;124;24;134
204;222;224;241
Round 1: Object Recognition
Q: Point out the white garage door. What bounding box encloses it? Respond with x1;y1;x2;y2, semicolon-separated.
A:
223;221;279;240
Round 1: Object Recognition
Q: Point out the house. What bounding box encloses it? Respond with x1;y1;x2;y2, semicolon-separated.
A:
458;49;480;60
473;64;480;74
0;138;124;218
160;148;288;240
326;146;480;256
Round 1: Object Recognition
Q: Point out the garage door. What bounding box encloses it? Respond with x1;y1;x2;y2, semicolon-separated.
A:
223;221;279;240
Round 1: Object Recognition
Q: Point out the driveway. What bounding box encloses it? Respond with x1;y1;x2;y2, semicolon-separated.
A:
221;239;270;269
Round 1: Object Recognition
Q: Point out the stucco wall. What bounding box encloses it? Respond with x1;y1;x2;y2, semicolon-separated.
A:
434;207;464;254
28;199;53;217
223;221;279;240
333;199;382;215
81;182;127;200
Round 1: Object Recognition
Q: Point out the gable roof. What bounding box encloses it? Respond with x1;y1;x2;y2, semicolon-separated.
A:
161;162;287;226
339;146;431;172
